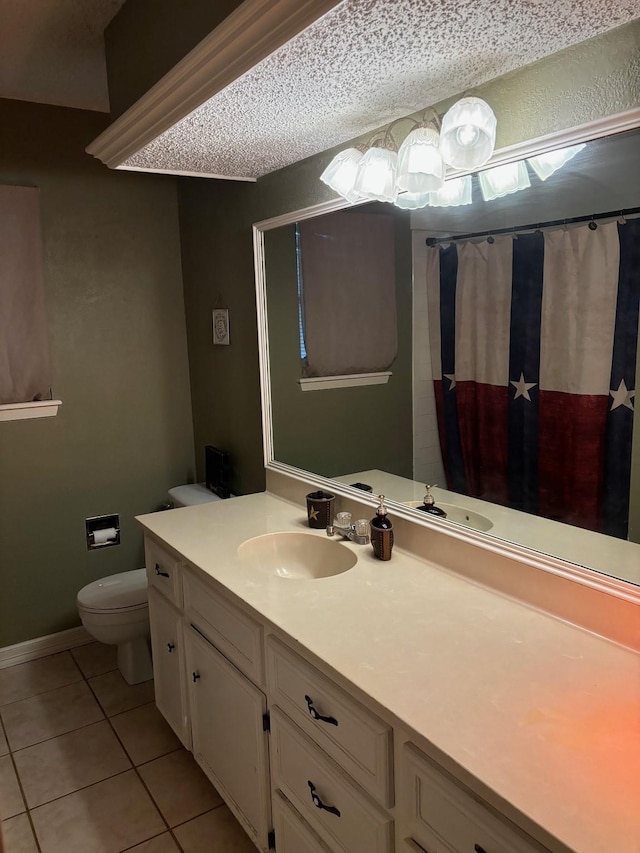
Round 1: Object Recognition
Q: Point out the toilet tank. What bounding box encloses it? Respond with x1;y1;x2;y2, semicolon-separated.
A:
168;484;223;507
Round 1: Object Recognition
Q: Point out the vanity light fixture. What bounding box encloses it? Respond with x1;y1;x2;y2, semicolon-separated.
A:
319;96;497;208
428;174;473;207
394;175;473;210
479;160;531;201
394;190;432;210
319;146;366;203
396;123;445;194
439;96;497;170
527;143;586;181
352;144;399;203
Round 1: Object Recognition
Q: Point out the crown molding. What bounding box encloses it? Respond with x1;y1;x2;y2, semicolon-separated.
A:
87;0;341;168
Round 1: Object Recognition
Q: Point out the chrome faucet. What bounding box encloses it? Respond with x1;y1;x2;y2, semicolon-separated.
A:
327;516;370;545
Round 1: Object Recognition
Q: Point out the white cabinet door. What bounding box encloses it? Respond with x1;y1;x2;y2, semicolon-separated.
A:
185;626;271;852
148;586;190;748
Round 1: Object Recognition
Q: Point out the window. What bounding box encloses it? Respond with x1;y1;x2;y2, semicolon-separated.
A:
295;209;397;390
0;185;59;421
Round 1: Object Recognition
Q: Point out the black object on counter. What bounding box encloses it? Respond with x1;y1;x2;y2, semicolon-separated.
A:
350;482;373;492
306;490;335;529
370;495;393;561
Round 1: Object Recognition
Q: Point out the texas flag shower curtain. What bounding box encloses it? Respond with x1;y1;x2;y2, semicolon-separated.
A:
426;218;640;539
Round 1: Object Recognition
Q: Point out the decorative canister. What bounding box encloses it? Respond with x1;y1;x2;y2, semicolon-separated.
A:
306;490;335;529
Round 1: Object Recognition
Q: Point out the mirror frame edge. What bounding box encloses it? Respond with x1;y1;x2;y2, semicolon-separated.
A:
252;108;640;602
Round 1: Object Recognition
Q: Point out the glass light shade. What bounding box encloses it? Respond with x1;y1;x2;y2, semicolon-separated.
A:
394;191;432;209
396;126;445;194
479;160;530;201
428;175;473;207
527;143;586;181
440;97;497;170
352;147;398;203
319;148;365;203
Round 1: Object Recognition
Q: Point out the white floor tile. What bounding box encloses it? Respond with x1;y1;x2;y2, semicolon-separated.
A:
1;680;103;751
14;720;131;808
31;770;164;853
0;653;82;707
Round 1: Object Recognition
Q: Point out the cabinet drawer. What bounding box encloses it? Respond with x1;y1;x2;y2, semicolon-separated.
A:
267;637;392;807
272;791;332;853
145;536;182;608
402;744;544;853
271;707;393;853
184;568;263;685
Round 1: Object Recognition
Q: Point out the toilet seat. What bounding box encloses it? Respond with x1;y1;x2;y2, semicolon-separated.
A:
77;568;148;613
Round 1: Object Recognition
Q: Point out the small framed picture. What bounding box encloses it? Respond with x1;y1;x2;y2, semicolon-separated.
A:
212;309;230;345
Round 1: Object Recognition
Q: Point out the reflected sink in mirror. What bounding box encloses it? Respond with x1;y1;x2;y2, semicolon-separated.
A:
403;502;493;532
238;532;358;579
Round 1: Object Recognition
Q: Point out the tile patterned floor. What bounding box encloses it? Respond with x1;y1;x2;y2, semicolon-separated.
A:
0;643;256;852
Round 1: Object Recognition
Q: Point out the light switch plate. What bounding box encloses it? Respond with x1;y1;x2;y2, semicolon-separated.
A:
213;309;230;345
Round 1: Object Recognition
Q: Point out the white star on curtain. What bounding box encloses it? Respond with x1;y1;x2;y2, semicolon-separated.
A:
510;373;537;401
609;378;635;411
443;374;456;390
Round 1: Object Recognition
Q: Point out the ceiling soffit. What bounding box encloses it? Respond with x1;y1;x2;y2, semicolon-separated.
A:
87;0;640;179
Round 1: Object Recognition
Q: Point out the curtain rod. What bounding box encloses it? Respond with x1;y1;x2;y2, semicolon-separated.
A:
424;205;640;247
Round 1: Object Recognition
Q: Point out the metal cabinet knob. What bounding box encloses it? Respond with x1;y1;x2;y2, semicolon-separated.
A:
154;563;170;578
192;671;200;683
167;642;175;653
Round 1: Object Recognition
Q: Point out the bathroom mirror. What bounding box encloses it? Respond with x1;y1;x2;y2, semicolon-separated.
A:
254;115;640;587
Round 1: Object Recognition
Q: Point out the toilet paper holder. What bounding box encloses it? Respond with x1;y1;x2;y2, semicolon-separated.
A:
86;514;121;550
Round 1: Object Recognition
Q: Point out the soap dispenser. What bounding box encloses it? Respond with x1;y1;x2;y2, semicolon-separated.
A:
416;484;447;517
370;495;394;561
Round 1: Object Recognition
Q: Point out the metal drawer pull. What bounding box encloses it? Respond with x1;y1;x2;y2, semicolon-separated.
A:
474;846;487;853
167;642;175;653
192;671;200;682
154;563;170;578
307;781;341;817
305;695;338;726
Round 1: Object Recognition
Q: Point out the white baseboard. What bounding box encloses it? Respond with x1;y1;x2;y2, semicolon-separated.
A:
0;626;93;670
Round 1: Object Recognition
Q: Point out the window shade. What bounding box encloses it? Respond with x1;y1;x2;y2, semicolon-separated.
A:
0;185;52;405
298;210;397;377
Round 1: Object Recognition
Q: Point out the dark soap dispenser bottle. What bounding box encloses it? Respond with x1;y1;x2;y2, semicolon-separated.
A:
370;494;394;561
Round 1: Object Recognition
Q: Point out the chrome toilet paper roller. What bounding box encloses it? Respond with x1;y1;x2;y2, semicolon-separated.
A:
90;527;120;547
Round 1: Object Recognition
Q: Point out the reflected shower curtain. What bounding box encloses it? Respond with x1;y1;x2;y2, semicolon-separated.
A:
426;219;640;538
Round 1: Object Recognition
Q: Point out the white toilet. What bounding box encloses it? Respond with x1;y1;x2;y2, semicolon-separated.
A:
77;569;152;685
77;484;224;685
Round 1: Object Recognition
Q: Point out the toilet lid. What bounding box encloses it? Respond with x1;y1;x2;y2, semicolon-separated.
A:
77;569;148;611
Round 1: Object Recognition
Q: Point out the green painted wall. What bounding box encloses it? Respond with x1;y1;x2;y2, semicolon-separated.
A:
265;210;413;480
0;99;194;646
105;0;245;118
177;178;265;494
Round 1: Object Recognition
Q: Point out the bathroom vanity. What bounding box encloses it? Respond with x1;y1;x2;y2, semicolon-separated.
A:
137;481;640;853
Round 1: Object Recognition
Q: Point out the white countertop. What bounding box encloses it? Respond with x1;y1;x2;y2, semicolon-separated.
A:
137;492;640;853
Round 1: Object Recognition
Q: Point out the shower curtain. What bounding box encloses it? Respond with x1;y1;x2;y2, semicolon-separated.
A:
426;218;640;539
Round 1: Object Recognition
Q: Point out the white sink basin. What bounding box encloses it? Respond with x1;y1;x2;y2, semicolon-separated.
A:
404;502;493;532
238;532;358;579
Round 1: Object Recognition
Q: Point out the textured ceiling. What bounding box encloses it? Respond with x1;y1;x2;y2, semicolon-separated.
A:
0;0;126;111
123;0;640;179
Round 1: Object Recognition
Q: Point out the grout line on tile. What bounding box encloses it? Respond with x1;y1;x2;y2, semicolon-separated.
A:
21;767;137;813
130;744;183;770
7;712;108;755
0;675;87;711
6;749;27;818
